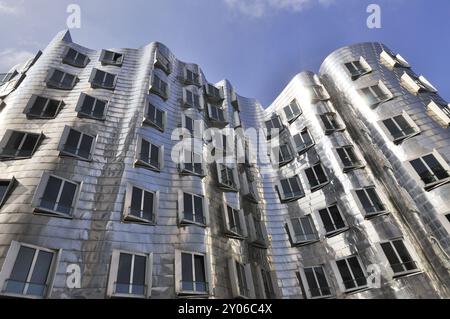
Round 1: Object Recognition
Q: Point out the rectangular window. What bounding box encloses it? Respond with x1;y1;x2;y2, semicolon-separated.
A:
135;137;163;171
217;163;239;191
380;240;418;277
410;153;450;190
293;129;314;154
223;204;247;239
0;177;15;208
335;256;367;292
345;57;371;80
24;95;64;119
154;49;171;74
320;113;344;134
184;88;202;109
310;85;329;102
0;130;43;159
1;242;56;298
360;82;392;108
100;50;124;66
265;116;283;130
89;69;117;90
176;251;208;295
62;47;89;68
380;50;410;68
75;93;108;120
401;72;437;94
150;74;168;100
382;113;420;144
319;205;347;237
183;115;195;137
287;216;319;246
178;191;207;226
204;83;223;101
229;259;254;299
337;146;364;172
108;251;152;298
284;99;302;123
184;68;200;86
247;214;268;248
46;69;77;90
277;143;294;167
305;163;329;191
277;176;305;202
355;187;386;218
427;100;450;128
59;127;95;161
241;172;258;203
124;185;157;224
144;102;165;131
180;149;204;176
260;269;275;299
300;266;332;299
208;104;226;123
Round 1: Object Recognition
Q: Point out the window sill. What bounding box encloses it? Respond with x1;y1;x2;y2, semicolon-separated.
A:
287;114;302;125
364;211;389;220
310;181;330;193
154;61;171;75
101;61;123;67
143;118;164;132
62;59;88;68
325;227;350;238
78;112;106;122
59;152;92;162
343;165;365;173
225;230;246;241
291;239;320;247
179;219;208;228
350;70;372;81
134;160;161;172
149;87;168;100
180;169;206;178
424;177;450;192
123;215;156;226
392;132;420;145
324;128;345;135
392;270;423;279
90;83;116;91
34;208;73;220
297;144;315;156
369;96;395;109
250;240;268;249
110;293;148;299
218;183;239;193
0;292;46;299
343;286;370;295
26;114;59;120
0;155;33;161
46;83;75;90
279;195;305;203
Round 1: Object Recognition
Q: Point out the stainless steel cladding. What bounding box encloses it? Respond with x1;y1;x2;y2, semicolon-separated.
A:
0;31;448;299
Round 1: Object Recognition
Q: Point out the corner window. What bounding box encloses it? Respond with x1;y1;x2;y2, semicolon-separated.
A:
310;85;330;102
217;163;239;192
178;191;208;227
62;47;89;68
344;57;371;80
293;129;314;154
381;113;420;144
427;100;450;128
336;146;364;172
154;49;171;74
0;177;15;208
75;93;108;120
409;153;450;191
305;162;329;192
144;102;165;131
277;176;305;202
89;69;117;90
320;112;344;134
150;74;168;100
124;184;158;224
287;215;319;246
100;50;124;66
0;242;57;298
299;266;332;299
284;99;302;123
184;88;203;109
318;205;347;237
24;95;64;119
175;250;209;295
108;250;152;298
46;69;77;90
0;130;43;160
380;239;419;277
204;83;223;101
335;256;367;293
135;137;163;172
223;203;247;239
58;127;96;161
32;173;80;217
360;82;393;108
354;187;386;218
229;259;255;299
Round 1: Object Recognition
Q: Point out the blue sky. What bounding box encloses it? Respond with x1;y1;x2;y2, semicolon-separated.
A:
0;0;449;106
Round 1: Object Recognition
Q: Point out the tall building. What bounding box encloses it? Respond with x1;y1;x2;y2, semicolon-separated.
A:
0;31;449;299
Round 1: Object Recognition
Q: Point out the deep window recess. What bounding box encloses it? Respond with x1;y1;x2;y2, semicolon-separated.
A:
59;127;95;160
46;69;77;90
224;204;246;239
305;163;329;191
184;89;202;109
318;205;347;236
287;216;319;246
293;129;314;154
125;186;156;223
62;47;89;68
185;69;200;86
204;84;223;101
0;178;15;208
337;146;364;172
113;252;149;297
360;83;392;107
336;256;367;292
76;93;107;120
302;266;332;299
345;58;371;80
100;50;124;66
278;176;305;202
25;95;64;119
150;75;168;99
284;100;302;123
0;130;43;159
265;116;283;138
2;243;55;298
179;252;208;294
217;164;238;191
90;69;117;90
135;138;162;171
208;104;226;123
278;143;294;167
144;102;164;131
382;114;419;144
410;154;450;190
355;187;386;217
380;240;418;277
320;113;344;134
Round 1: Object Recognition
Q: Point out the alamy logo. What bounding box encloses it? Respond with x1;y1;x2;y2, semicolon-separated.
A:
367;4;382;29
66;4;81;29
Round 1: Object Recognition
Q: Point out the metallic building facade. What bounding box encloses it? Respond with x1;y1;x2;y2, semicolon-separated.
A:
0;31;449;299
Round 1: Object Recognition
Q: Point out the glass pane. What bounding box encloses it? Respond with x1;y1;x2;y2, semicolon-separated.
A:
356;190;372;213
29;97;47;116
301;217;316;241
140;139;150;163
194;255;206;292
305;268;320;297
116;253;132;294
64;129;81;155
20;134;39;157
6;246;35;295
41;176;62;211
0;181;9;203
366;188;383;212
27;250;53;296
315;267;331;296
381;242;403;273
236;262;247;296
314;165;328;184
50;70;64;83
155;109;163;127
281;179;292;197
44;99;60;118
150;144;159;167
291;219;303;237
319;208;335;233
348;257;366;287
57;181;77;215
62;74;74;88
290;177;303;197
306;168;318;188
93;70;104;84
81;95;96;114
4;132;25;156
329;206;346;230
336;259;355;290
78;134;93;159
181;253;194;291
142;191;154;221
104;74;115;87
183;193;193;221
194;196;204;224
410;159;435;184
132;255;146;295
93;100;106;118
383;118;402;139
424;154;449;181
130;187;142;216
393;240;416;271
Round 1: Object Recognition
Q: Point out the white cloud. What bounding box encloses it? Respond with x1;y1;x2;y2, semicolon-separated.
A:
0;49;35;71
224;0;335;17
0;0;23;15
